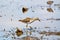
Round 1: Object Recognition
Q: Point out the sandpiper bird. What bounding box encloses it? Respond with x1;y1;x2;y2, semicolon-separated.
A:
18;17;40;35
19;17;40;27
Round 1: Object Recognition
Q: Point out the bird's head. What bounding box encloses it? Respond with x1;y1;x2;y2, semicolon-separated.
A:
33;17;40;21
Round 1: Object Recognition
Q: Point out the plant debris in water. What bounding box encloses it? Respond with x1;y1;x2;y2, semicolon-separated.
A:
15;28;23;36
22;7;28;13
47;1;54;5
40;31;60;36
21;36;40;40
0;15;2;17
47;8;53;12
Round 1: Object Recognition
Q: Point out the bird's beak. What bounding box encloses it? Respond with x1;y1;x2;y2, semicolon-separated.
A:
19;20;21;21
36;18;40;21
37;18;40;21
39;19;40;21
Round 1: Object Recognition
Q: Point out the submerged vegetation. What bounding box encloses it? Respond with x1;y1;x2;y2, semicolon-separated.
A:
40;31;60;36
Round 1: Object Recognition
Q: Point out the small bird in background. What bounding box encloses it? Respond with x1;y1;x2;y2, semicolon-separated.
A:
15;28;23;36
22;7;28;13
47;1;54;5
47;8;54;12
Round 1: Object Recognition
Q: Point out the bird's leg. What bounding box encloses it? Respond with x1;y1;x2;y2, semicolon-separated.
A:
26;23;28;28
26;23;28;36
